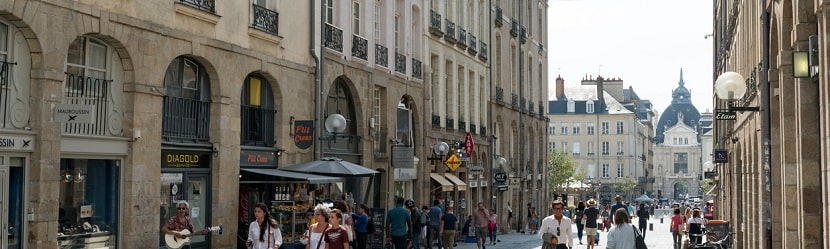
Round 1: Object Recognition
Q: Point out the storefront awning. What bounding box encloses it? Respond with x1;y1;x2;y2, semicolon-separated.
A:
241;168;342;184
444;173;467;191
430;173;454;192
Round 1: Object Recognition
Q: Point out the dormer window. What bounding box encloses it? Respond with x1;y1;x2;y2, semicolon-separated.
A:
567;99;575;113
586;101;594;113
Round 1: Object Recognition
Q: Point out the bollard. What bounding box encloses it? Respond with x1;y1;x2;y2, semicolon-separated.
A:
649;223;653;231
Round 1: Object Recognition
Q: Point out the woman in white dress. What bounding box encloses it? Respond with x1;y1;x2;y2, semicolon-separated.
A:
247;203;282;249
306;204;331;249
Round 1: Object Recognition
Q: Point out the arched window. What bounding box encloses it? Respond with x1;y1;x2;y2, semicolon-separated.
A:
241;74;275;146
162;56;211;142
64;36;124;136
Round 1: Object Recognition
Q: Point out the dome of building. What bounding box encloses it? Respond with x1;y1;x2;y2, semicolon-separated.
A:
654;69;702;144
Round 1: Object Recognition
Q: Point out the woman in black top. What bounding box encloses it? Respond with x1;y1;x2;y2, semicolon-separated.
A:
583;199;601;249
636;203;650;239
574;201;585;245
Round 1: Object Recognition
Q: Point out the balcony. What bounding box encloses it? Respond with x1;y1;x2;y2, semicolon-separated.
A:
478;41;488;62
470;124;476;133
458;120;466;131
520;97;527;112
395;52;406;74
480;126;487;136
163;95;210;143
324;24;343;52
457;28;467;49
511;93;518;107
538;101;544;116
252;4;279;35
538;43;546;55
519;25;527;44
412;58;422;79
529;101;535;115
63;73;112;136
181;0;215;13
468;34;477;55
444;20;457;43
494;7;503;27
509;18;518;37
429;10;443;36
446;117;455;129
495;87;504;103
352;35;368;60
375;44;388;68
432;114;441;127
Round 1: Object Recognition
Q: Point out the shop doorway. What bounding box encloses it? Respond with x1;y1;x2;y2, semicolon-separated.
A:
160;172;211;248
1;156;25;249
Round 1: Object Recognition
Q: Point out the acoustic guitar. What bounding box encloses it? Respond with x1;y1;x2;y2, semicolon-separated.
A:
164;225;222;249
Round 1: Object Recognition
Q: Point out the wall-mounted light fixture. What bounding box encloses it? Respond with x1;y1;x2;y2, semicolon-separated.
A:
275;148;286;157
715;72;760;112
793;35;819;79
319;113;361;143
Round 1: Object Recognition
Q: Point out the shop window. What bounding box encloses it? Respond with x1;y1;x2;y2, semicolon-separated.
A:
162;56;211;142
58;159;120;247
241;74;276;147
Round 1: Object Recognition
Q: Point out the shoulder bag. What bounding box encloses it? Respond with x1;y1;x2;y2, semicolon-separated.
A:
631;224;648;249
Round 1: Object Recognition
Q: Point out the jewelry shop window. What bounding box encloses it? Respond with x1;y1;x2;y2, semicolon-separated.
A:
58;159;120;248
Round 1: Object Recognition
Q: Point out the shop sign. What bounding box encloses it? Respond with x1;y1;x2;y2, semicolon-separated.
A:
469;166;484;176
162;151;211;168
714;149;728;163
54;104;94;123
0;136;34;151
494;172;507;183
240;150;277;168
496;185;508;191
293;120;314;149
715;109;736;121
464;132;474;156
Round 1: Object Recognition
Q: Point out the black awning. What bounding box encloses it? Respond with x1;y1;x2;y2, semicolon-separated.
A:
241;168;342;184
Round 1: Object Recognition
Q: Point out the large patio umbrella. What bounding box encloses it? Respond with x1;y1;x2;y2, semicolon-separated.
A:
281;157;379;176
634;194;654;203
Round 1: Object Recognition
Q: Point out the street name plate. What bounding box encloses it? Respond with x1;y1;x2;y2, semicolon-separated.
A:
469;166;484;175
54;104;94;123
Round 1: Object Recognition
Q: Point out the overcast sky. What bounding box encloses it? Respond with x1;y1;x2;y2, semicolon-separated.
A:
548;0;714;115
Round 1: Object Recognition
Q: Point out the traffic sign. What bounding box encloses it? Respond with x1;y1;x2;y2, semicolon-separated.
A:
445;154;462;171
494;172;507;183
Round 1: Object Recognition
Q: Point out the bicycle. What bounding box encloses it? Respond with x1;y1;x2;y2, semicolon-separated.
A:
695;231;734;249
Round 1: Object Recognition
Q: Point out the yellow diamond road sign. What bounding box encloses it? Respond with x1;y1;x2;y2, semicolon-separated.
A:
445;154;462;171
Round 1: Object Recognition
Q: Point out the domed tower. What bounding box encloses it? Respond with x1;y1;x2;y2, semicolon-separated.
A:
654;69;702;144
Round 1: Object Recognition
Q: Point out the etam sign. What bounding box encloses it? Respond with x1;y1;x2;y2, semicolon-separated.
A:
715;109;736;121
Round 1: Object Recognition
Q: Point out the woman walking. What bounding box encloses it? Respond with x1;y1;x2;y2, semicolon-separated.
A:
488;209;498;245
574;201;585;245
306;205;331;249
606;209;636;249
246;203;282;249
670;208;684;249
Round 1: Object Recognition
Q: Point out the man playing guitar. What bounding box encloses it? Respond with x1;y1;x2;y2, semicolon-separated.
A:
162;200;210;248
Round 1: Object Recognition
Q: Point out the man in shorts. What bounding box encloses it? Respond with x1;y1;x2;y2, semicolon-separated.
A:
472;202;491;249
583;199;601;249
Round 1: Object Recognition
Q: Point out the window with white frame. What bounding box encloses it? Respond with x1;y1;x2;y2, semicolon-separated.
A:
601;141;609;155
587;142;594;154
560;122;568;135
572;122;580;135
601;122;609;134
372;87;383;152
602;164;609;178
587;122;594;135
352;1;360;35
617;163;624;177
394;14;400;52
551;142;555;151
572;142;580;155
549;124;555;135
373;2;381;43
616;141;624;155
684;137;689;145
326;0;334;24
562;142;568;153
567;99;575;112
587;101;594;113
616;121;624;134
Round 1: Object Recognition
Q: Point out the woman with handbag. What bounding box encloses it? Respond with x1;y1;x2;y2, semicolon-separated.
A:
306;205;331;249
669;208;684;249
606;209;636;249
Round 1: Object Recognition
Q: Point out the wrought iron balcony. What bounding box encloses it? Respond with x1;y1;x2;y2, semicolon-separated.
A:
181;0;215;13
241;104;276;147
63;73;112;136
395;52;406;74
446;117;455;129
511;93;519;107
509;18;518;37
495;86;504;103
538;43;545;55
494;7;503;27
529;101;535;114
458;120;466;131
479;41;488;61
163;95;210;142
520;97;527;112
252;4;279;35
519;25;527;44
480;126;487;136
352;35;368;60
432;114;441;127
538;101;544;115
0;61;14;128
324;24;343;52
470;124;476;133
468;34;477;55
375;44;388;67
444;20;456;43
412;58;422;79
457;28;467;48
429;10;443;36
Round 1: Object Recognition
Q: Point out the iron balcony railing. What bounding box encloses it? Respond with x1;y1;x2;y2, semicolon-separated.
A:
446;117;454;129
494;7;503;27
429;10;443;36
412;58;422;79
521;97;527;112
519;26;527;44
510;18;518;37
181;0;215;13
468;34;477;54
444;20;456;43
538;101;544;115
529;101;535;115
539;43;545;55
352;35;368;60
480;126;487;136
495;86;504;102
479;41;488;61
395;52;406;74
252;4;279;35
432;114;441;127
457;28;467;48
0;61;13;128
375;44;388;67
163;95;210;142
324;24;343;52
63;73;111;136
511;93;519;107
458;120;466;131
241;104;276;147
470;124;476;134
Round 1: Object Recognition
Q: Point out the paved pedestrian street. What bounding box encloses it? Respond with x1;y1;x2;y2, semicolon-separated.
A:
447;214;681;249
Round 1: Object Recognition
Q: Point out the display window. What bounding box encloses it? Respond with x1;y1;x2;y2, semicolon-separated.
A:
58;159;120;248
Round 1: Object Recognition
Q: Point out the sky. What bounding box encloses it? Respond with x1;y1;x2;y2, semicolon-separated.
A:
548;0;714;115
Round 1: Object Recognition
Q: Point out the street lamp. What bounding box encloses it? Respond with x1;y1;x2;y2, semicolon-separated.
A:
321;113;360;143
715;72;759;112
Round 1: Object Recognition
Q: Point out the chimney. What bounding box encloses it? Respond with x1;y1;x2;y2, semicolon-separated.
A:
596;75;605;111
556;75;565;99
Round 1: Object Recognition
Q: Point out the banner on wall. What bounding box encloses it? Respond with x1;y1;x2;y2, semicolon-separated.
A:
293;120;314;149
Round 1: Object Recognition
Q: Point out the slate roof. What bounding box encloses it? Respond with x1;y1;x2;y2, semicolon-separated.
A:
654;69;703;144
548;85;632;115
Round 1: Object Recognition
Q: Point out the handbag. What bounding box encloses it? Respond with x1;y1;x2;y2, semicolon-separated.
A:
631;224;648;249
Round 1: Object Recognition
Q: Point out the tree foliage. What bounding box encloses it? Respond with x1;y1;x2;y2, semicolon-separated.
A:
547;150;577;192
614;176;638;193
699;179;715;194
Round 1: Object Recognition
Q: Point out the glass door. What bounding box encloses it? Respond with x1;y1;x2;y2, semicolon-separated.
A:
185;174;208;246
1;165;7;249
2;156;25;249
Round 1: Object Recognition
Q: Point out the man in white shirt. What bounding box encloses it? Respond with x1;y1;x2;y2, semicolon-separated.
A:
538;200;573;249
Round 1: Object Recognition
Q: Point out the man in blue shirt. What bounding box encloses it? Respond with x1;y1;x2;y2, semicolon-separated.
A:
610;195;626;222
387;197;411;249
427;200;443;249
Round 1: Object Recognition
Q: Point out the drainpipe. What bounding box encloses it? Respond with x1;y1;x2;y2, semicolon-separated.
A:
760;0;771;247
311;0;325;160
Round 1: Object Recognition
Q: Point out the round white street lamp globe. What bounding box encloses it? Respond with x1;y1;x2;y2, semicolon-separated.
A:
433;142;449;156
714;72;747;100
324;113;347;133
497;157;507;166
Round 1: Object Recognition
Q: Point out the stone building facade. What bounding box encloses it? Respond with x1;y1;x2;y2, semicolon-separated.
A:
712;0;829;248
